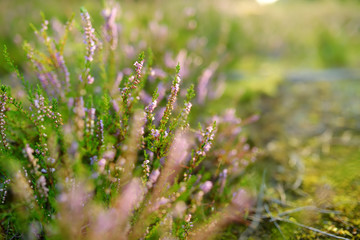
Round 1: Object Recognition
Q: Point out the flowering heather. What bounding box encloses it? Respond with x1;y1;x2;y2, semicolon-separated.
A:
197;62;218;105
80;8;98;85
55;51;70;88
81;9;97;63
0;89;10;150
102;3;118;51
0;7;259;240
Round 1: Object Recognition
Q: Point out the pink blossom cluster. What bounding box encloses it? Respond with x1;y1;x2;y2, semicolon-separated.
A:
182;102;192;117
32;95;63;128
146;169;160;189
97;119;104;145
142;159;151;178
167;75;181;113
38;19;51;46
31;95;63;156
151;129;160;139
145;99;157;122
102;6;118;50
196;125;215;157
0;92;10;150
24;43;62;96
37;175;49;198
145;100;157;114
132;60;144;87
81;11;97;63
41;20;49;32
160;74;181;127
80;10;98;85
0;179;10;204
55;52;70;88
79;67;95;85
200;180;213;194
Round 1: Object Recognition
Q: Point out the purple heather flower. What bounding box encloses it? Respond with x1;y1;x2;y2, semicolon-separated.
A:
197;62;218;105
37;175;49;198
142;159;150;177
102;5;119;50
200;181;213;194
164;50;189;77
55;52;70;88
223;109;241;124
145;100;157;114
98;158;106;172
194;124;216;160
151;197;170;212
81;10;97;63
148;68;166;82
148;169;160;184
0;93;10;150
103;150;115;161
41;20;49;32
219;169;228;193
112;100;120;113
231;188;253;211
161;74;181;126
151;129;160;139
156;82;167;103
133;60;144;86
196;150;205;156
185;214;192;223
203;142;211;152
80;10;98;85
181;102;192;116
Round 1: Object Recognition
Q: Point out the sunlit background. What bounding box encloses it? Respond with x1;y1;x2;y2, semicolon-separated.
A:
256;0;279;5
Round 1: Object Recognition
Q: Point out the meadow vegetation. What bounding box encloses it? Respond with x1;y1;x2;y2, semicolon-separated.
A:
0;0;360;239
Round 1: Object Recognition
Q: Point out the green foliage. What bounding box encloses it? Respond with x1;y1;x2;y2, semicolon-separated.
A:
1;1;358;239
0;8;258;240
317;29;348;67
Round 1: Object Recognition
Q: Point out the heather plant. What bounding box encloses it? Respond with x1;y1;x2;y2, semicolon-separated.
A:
0;8;258;239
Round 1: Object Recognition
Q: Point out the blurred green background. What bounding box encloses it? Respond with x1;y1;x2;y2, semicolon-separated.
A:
1;0;360;238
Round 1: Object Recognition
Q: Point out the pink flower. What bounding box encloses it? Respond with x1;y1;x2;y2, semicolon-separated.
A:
200;181;213;194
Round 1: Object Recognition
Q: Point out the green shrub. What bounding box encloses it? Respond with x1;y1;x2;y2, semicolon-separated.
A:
0;7;258;239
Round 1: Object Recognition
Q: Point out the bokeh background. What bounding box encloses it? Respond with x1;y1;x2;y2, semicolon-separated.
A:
1;0;360;238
